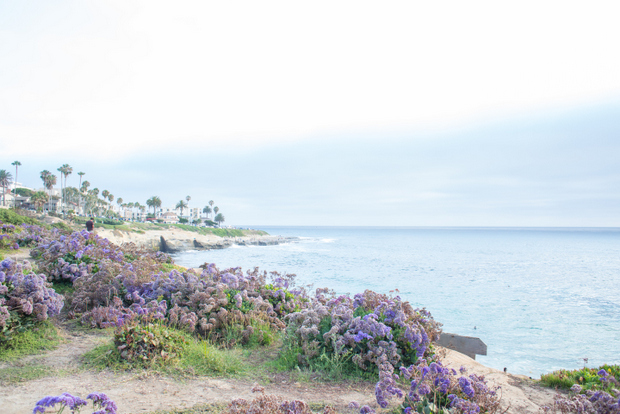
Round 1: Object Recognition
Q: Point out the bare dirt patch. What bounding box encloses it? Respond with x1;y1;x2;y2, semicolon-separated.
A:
0;328;557;414
0;328;375;414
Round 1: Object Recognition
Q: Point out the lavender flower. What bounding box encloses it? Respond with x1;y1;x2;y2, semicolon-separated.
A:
33;392;88;413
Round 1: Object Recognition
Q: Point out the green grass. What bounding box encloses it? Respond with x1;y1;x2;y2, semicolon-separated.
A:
51;280;75;296
539;364;620;393
94;223;140;232
160;262;190;273
0;320;64;361
0;364;74;384
0;209;42;226
152;223;267;238
81;325;245;377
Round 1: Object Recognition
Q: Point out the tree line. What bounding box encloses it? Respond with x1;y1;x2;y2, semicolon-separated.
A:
1;161;226;227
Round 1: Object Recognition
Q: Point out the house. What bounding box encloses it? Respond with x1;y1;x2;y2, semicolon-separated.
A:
160;211;179;224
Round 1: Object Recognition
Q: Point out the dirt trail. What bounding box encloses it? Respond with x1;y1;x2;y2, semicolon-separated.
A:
0;329;374;414
0;328;557;414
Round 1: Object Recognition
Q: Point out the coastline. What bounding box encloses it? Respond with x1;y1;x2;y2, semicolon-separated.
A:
95;226;294;253
0;232;560;413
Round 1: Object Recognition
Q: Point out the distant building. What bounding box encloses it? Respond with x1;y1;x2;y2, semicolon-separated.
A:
160;211;179;224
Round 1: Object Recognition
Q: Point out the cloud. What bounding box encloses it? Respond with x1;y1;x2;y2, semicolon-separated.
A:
1;1;620;226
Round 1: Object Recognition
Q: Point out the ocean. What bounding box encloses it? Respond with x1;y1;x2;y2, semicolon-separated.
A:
172;226;620;377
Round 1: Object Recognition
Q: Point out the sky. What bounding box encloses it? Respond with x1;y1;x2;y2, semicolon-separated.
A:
1;0;619;227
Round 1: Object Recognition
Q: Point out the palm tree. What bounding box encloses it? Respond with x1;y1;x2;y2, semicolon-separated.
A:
77;172;85;214
203;205;212;220
214;213;225;227
40;170;57;211
44;174;57;211
176;200;188;218
107;194;114;216
101;189;109;201
186;195;191;221
117;197;123;217
214;206;219;218
209;200;214;211
40;170;51;187
11;161;21;208
31;191;48;212
0;170;13;207
81;180;91;193
58;164;72;214
146;196;161;216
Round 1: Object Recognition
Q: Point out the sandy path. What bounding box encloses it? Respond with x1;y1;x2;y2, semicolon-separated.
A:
0;330;374;414
0;328;556;414
441;349;557;413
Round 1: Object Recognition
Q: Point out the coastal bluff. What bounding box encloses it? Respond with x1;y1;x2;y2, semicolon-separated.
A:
97;227;292;253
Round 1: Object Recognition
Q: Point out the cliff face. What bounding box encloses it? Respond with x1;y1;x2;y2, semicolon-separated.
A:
99;227;288;253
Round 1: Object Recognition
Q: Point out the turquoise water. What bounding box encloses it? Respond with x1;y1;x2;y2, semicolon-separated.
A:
172;226;620;377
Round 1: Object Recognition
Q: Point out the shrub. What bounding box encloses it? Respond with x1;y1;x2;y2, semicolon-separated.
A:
0;259;64;343
113;264;306;346
282;289;441;374
114;321;189;365
393;361;501;413
540;365;620;394
543;382;620;413
0;209;41;226
0;221;19;251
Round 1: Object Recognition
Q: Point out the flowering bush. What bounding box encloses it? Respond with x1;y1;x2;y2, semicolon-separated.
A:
393;361;501;413
0;258;64;342
543;380;620;413
540;365;620;394
0;221;19;251
33;391;117;414
116;264;307;346
16;224;306;348
31;229;126;283
283;289;441;373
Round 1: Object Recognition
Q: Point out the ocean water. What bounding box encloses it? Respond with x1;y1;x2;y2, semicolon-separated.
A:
172;226;620;377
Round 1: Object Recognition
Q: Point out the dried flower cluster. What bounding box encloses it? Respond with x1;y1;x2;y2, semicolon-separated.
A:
284;289;441;373
0;258;64;341
225;386;336;414
18;226;307;346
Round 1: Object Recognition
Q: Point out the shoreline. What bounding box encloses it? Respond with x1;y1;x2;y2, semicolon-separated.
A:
0;232;560;413
95;226;296;253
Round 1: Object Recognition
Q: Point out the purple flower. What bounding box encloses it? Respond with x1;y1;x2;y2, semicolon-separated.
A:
33;392;88;413
359;405;375;414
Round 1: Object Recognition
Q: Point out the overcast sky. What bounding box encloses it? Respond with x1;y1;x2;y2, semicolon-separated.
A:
1;1;619;227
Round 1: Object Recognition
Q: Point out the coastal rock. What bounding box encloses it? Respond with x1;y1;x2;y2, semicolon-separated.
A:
97;227;294;253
